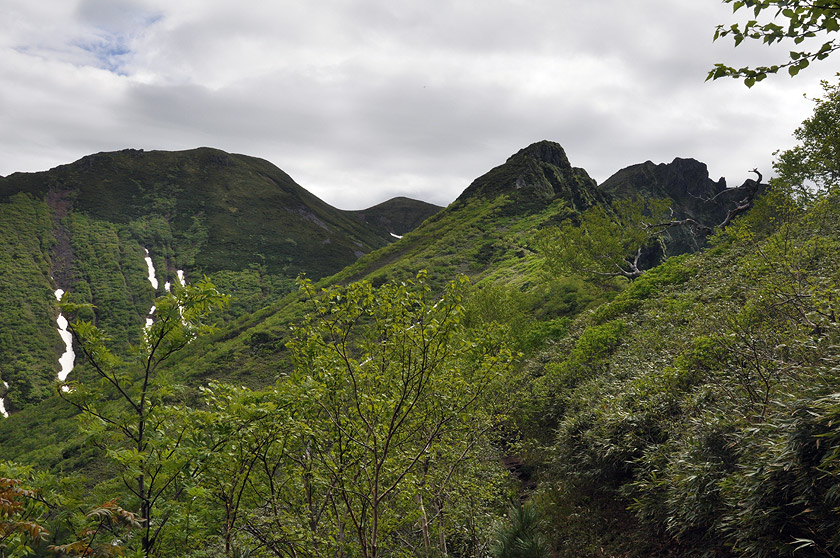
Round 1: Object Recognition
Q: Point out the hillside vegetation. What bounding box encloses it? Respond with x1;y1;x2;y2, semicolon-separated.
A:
0;149;440;411
2;80;840;556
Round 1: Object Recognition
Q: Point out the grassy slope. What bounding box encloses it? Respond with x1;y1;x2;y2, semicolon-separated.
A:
12;141;816;558
0;148;394;278
160;141;613;386
0;194;59;411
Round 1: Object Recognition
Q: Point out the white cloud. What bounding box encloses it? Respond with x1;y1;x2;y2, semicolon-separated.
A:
1;0;837;209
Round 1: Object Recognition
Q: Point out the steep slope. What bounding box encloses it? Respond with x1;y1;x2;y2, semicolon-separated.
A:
339;141;609;284
0;148;393;279
457;140;603;213
0;140;737;471
516;189;840;556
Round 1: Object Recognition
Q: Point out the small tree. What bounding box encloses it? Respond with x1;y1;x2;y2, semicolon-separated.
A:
491;502;550;558
774;78;840;195
59;279;228;557
272;273;515;557
536;197;673;280
0;475;49;557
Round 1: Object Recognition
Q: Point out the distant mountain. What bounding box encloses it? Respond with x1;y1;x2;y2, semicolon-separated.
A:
0;148;408;279
131;141;617;388
347;197;443;237
0;140;740;417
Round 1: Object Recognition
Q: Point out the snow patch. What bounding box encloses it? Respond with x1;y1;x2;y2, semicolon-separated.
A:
146;305;156;329
55;292;75;379
143;248;159;290
54;289;75;383
0;381;9;418
390;232;403;239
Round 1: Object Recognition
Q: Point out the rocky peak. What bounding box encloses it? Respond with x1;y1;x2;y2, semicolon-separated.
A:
455;141;604;214
598;157;748;257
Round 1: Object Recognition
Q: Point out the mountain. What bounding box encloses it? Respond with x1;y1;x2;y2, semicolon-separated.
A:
0;148;438;412
456;140;605;213
598;157;743;222
104;141;617;391
347;197;443;237
6;139;833;557
0;147;409;279
0;141;757;420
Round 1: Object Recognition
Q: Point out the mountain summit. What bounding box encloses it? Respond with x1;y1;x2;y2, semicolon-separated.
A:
455;141;605;213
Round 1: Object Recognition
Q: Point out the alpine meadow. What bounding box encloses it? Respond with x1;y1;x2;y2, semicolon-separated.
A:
3;1;840;556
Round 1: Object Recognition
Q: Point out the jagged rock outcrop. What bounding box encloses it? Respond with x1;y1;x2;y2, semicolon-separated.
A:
598;158;737;223
598;158;760;256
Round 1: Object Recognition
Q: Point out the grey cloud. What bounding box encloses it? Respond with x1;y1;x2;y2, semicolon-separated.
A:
1;0;836;211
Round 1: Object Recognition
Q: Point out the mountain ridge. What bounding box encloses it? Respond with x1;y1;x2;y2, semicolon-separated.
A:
0;141;744;414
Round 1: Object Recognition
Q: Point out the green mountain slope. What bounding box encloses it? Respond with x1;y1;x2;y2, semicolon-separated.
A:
4;139;801;557
0;148;436;412
516;188;840;556
0;147;395;278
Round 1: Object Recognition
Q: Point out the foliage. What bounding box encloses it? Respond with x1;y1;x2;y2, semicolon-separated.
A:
490;502;551;558
266;273;516;557
709;0;840;85
774;78;840;193
67;213;152;348
537;197;673;280
0;474;49;556
146;275;518;557
1;462;144;558
49;499;143;558
59;280;228;557
524;181;840;555
0;194;57;409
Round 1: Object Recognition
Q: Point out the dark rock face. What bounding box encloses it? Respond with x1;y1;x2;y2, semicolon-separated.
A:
455;141;607;214
598;158;732;223
515;140;573;169
598;158;751;256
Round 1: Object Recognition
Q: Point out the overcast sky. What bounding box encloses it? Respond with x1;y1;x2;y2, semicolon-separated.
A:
2;0;837;209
